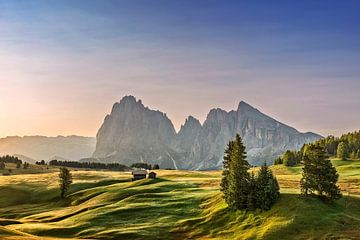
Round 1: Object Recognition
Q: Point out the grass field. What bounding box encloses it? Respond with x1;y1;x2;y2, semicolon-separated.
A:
0;159;359;240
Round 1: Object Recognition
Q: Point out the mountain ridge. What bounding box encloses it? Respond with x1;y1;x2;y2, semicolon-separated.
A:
92;96;321;169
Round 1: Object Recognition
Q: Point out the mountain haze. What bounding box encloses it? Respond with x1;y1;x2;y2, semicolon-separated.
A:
0;136;96;163
93;96;321;169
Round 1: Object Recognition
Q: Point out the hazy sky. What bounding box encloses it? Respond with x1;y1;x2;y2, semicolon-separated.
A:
0;0;359;138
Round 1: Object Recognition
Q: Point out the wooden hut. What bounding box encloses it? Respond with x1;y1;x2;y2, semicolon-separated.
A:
148;171;157;179
132;169;147;181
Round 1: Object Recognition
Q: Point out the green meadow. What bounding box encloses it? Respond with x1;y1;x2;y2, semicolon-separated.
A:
0;159;360;240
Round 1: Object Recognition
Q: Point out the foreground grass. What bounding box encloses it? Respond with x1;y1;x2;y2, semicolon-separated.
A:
0;160;359;239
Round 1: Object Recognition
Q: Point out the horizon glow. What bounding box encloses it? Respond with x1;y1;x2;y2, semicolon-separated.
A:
0;0;359;138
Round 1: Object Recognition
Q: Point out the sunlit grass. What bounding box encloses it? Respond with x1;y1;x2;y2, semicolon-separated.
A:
0;160;359;239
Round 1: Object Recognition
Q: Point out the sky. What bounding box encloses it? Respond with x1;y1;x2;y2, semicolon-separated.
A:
0;0;359;138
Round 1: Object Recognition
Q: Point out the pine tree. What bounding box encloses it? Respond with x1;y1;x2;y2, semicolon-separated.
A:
350;151;357;159
337;142;347;160
301;146;341;201
225;134;250;210
59;167;73;198
16;162;21;169
220;141;234;200
247;172;258;211
257;163;280;210
0;162;5;170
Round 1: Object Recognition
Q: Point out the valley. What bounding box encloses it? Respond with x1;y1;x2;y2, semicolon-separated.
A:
0;159;359;240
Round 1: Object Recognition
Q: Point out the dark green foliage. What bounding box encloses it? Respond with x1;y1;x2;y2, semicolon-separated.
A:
220;141;234;198
36;160;46;165
350;151;357;159
276;130;360;165
282;150;299;166
300;145;341;201
23;162;30;169
221;135;280;211
337;142;347;160
256;163;280;210
226;134;250;210
0;155;22;164
0;162;5;170
49;160;130;171
130;163;152;170
59;167;73;198
274;157;282;165
16;162;21;169
153;164;160;169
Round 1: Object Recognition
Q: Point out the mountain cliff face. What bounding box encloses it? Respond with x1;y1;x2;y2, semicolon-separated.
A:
93;96;179;168
93;96;321;169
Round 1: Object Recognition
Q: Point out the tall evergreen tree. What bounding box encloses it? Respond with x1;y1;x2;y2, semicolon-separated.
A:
224;134;250;210
257;163;280;210
301;146;341;201
337;142;347;160
0;162;5;170
220;141;234;199
59;167;73;198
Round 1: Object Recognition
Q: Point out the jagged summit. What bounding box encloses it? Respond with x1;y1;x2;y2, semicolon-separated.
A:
237;100;257;111
93;96;322;169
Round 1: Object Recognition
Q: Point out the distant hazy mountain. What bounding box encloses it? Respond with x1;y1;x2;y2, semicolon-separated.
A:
93;96;321;169
0;135;96;163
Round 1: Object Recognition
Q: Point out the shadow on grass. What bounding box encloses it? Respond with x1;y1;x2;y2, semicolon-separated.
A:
175;192;360;240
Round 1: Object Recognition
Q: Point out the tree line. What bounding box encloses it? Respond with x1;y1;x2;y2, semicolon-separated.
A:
0;155;30;170
275;130;360;166
49;160;131;171
0;155;22;164
130;163;160;170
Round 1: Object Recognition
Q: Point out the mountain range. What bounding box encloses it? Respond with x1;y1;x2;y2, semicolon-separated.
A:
0;135;96;163
92;96;321;169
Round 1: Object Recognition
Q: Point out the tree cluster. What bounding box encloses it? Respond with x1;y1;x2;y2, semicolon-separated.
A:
221;134;280;211
0;155;22;164
300;145;341;201
275;130;360;165
49;160;130;171
130;163;159;170
35;160;46;165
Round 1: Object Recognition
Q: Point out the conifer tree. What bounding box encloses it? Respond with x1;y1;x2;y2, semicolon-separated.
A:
224;134;250;210
301;146;341;201
220;141;234;199
59;167;73;198
247;172;258;210
257;163;280;210
0;162;5;170
337;142;347;160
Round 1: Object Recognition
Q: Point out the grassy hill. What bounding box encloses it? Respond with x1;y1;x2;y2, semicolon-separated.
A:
0;159;359;239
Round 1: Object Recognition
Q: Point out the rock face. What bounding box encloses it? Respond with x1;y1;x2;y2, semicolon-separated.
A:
93;96;322;169
93;96;178;169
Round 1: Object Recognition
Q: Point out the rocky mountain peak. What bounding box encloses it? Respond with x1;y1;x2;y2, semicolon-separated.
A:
237;100;259;113
93;96;322;169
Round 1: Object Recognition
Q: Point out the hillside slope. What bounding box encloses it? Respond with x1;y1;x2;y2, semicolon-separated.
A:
0;159;359;240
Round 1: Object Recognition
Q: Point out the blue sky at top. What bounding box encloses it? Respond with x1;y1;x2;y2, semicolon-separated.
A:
0;0;359;137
